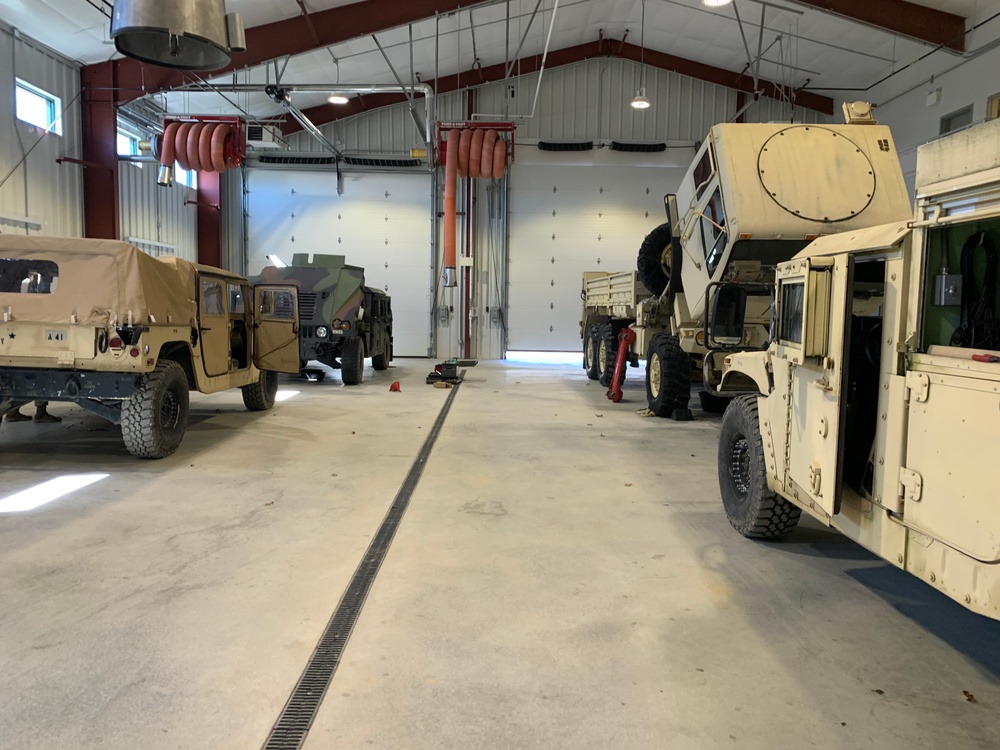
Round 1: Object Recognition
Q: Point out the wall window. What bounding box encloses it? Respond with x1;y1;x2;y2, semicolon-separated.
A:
15;79;62;135
175;164;198;190
117;130;140;156
940;105;973;135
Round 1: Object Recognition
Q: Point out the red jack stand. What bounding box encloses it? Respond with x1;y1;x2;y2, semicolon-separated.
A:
606;328;636;403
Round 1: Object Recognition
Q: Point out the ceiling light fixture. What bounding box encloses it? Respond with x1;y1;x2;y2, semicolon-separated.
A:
327;93;350;105
631;0;651;110
702;0;734;7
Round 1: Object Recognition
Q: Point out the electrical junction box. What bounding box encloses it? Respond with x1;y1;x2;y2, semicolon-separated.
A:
934;272;962;306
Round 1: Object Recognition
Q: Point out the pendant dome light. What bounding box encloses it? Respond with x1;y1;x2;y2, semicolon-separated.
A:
630;0;651;110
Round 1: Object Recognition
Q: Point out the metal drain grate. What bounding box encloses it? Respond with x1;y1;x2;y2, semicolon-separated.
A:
261;380;462;750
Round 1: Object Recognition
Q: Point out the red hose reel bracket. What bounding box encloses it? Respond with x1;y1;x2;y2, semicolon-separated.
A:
436;121;516;171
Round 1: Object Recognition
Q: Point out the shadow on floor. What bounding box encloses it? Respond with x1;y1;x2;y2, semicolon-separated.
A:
846;564;1000;680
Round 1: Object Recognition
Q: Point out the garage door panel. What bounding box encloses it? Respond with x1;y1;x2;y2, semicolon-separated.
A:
507;155;691;351
247;170;432;357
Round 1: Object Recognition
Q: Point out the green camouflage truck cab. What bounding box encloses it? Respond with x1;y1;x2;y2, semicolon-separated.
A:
255;254;393;385
0;237;300;458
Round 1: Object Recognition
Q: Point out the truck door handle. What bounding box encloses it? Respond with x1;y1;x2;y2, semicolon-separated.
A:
199;327;212;332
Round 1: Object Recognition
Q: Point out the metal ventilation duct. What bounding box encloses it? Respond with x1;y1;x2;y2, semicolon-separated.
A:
111;0;246;71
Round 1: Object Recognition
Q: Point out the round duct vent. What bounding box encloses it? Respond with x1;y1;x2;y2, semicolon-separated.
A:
757;126;876;223
111;0;246;71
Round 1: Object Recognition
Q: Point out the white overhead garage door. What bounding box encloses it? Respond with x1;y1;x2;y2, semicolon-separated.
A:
507;146;694;351
246;169;433;357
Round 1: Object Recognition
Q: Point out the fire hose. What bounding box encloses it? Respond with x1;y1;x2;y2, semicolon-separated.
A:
158;121;241;185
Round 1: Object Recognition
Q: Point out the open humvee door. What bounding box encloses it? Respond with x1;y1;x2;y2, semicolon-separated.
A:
253;285;300;374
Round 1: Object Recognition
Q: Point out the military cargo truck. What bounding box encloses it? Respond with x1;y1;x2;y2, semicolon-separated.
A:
714;117;1000;620
580;271;649;385
0;237;300;458
588;105;913;419
255;254;392;385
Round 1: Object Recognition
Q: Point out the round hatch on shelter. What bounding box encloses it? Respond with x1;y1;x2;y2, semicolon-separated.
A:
757;126;877;223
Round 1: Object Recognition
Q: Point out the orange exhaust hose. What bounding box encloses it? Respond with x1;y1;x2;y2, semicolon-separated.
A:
187;123;206;171
212;124;233;171
457;128;472;178
160;122;180;170
468;129;485;179
198;123;216;173
444;129;459;275
480;129;498;179
493;138;508;179
173;122;194;171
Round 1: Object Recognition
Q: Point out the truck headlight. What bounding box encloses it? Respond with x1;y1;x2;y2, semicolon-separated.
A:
316;326;329;338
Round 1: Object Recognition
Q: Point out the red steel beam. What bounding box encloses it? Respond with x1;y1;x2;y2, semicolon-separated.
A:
793;0;966;52
82;0;487;106
80;62;121;240
282;38;835;135
196;171;223;268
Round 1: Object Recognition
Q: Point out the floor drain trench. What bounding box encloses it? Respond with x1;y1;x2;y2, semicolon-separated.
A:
261;382;462;750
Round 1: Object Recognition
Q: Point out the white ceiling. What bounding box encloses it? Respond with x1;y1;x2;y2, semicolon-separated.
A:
2;0;1000;120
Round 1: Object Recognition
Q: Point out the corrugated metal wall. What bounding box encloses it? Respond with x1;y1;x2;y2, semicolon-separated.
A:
0;23;83;237
118;162;199;262
283;58;825;153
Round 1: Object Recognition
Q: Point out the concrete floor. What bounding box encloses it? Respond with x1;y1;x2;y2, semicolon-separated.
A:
1;358;998;750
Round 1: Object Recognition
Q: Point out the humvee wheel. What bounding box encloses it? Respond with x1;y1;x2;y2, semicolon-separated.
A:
584;325;600;380
372;342;391;371
645;333;692;419
121;360;190;459
718;395;801;538
242;370;279;411
341;336;365;385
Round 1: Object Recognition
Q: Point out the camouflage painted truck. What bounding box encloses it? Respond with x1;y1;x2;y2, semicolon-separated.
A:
713;116;1000;619
256;254;392;385
586;104;913;419
0;237;300;458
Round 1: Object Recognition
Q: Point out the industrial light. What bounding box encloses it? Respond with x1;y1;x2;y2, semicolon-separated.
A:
631;88;652;110
316;326;329;338
0;474;109;513
111;0;246;71
327;93;350;105
702;0;734;7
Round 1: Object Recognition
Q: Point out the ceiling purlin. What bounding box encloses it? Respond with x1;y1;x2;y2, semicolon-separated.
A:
280;36;835;137
790;0;967;52
84;0;488;105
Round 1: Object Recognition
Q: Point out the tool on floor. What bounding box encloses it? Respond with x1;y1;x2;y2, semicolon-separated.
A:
426;358;477;385
606;328;636;403
389;381;402;392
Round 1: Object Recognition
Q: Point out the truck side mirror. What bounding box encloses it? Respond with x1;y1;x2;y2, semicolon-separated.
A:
709;284;748;348
663;194;679;226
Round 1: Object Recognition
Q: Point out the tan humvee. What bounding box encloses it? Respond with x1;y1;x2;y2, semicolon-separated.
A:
0;237;300;458
714;117;1000;620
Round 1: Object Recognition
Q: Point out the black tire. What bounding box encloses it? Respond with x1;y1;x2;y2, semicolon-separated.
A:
645;333;691;417
637;223;672;297
372;341;391;371
121;360;190;459
718;395;801;538
242;370;278;411
583;325;600;380
341;336;365;385
597;324;622;387
699;390;730;414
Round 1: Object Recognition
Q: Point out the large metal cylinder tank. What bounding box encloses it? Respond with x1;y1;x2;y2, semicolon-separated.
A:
111;0;246;71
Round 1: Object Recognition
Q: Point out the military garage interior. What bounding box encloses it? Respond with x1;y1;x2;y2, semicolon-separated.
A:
3;0;1000;747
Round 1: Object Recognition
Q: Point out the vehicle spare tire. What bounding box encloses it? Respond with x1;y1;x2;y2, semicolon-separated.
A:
637;222;672;297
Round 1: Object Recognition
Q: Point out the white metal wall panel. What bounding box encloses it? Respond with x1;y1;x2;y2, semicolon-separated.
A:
0;24;83;238
507;145;695;351
246;169;433;356
118;163;199;262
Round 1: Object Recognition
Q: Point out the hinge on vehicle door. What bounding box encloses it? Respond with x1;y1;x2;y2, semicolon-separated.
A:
899;467;923;503
905;371;930;403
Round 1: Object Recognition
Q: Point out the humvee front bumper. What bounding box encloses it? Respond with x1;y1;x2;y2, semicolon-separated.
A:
0;367;142;404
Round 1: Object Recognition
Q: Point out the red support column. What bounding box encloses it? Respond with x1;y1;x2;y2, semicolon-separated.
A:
196;170;222;269
80;62;120;239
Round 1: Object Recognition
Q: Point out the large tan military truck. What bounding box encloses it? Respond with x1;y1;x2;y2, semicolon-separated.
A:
0;237;300;458
714;117;1000;620
585;104;912;419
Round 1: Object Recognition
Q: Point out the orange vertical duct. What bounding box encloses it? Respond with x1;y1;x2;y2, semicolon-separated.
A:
444;128;459;286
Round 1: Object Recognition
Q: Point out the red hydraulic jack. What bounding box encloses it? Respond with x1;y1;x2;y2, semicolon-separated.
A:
606;328;636;403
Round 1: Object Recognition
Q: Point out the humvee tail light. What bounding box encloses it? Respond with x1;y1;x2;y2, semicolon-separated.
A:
109;336;124;349
0;473;109;513
805;234;819;241
129;348;140;358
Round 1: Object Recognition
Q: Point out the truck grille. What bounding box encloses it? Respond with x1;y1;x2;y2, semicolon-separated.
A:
298;293;318;321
